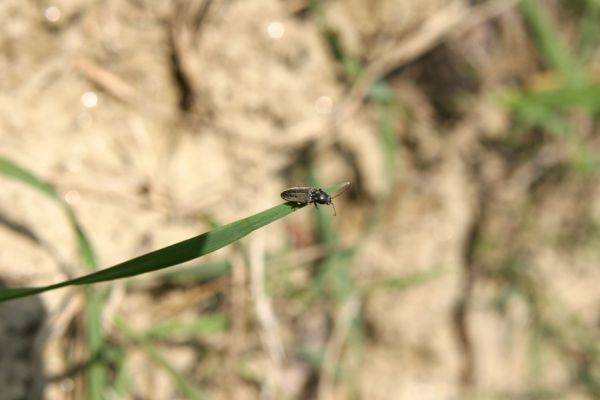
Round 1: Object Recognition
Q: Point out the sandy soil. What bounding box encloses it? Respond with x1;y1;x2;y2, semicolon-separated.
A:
1;0;599;399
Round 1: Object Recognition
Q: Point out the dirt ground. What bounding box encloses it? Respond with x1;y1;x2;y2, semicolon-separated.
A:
1;0;599;399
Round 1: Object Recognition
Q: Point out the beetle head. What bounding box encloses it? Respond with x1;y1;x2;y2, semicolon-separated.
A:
314;190;331;204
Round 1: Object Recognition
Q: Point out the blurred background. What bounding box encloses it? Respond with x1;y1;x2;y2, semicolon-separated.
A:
1;0;599;399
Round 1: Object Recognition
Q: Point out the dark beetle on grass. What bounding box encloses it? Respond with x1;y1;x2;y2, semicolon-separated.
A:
280;182;350;216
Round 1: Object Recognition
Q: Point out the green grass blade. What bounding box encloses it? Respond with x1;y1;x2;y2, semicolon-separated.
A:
0;157;106;396
578;0;600;62
68;208;97;269
0;182;349;303
142;343;206;400
376;87;399;189
0;157;98;268
158;260;231;286
85;287;106;400
0;157;58;197
304;171;356;301
361;265;447;294
115;317;206;400
107;346;131;397
519;0;586;87
142;314;228;339
505;84;600;111
502;84;600;141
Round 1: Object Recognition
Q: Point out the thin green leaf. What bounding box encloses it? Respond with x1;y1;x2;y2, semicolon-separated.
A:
519;0;586;87
376;89;399;189
316;250;356;301
142;315;228;339
85;287;107;400
361;265;447;294
0;157;106;394
0;157;58;198
115;317;206;400
0;182;349;303
158;260;231;286
577;0;600;62
0;157;98;268
105;346;131;397
505;84;600;111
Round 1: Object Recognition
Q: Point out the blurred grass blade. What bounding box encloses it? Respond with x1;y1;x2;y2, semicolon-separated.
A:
106;346;131;397
578;0;600;61
306;170;337;246
0;157;97;268
0;157;105;397
505;84;600;111
361;265;447;294
305;170;356;301
86;287;106;400
519;0;585;87
69;209;97;269
0;182;349;303
0;157;58;197
115;316;206;400
503;84;600;139
376;87;399;189
142;342;206;400
142;314;228;339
